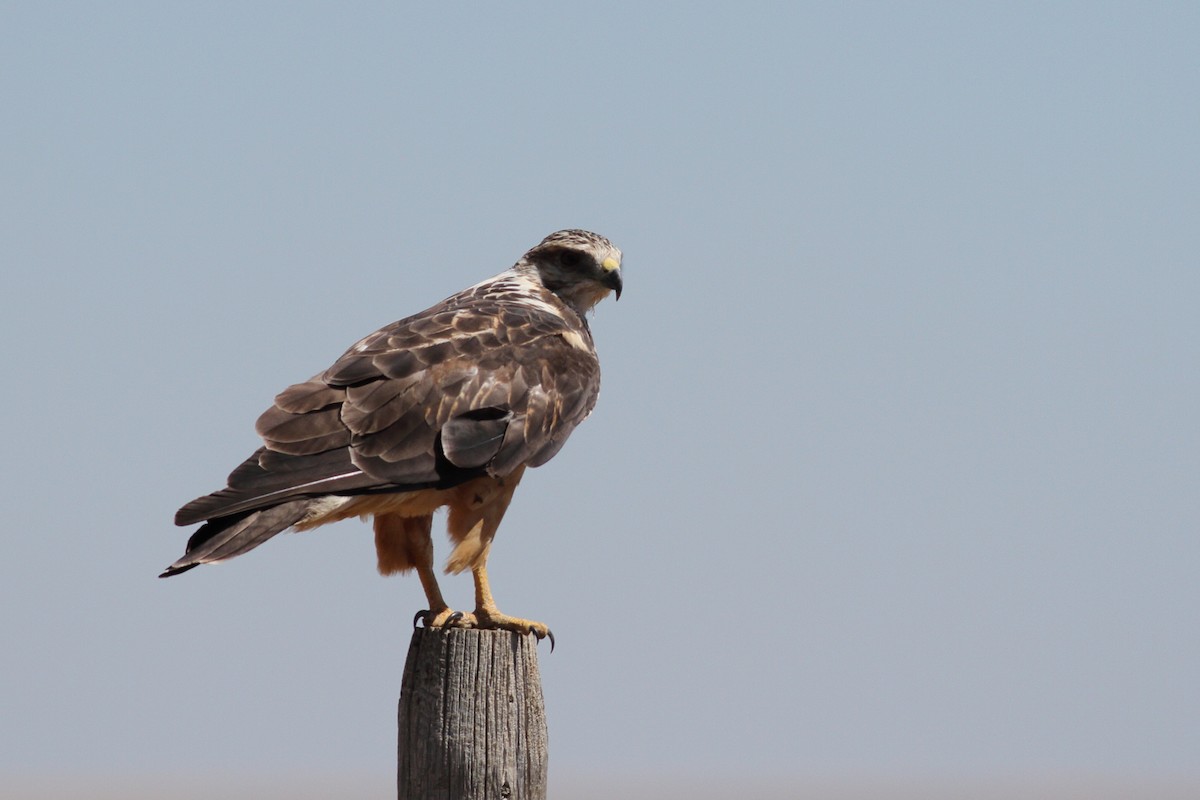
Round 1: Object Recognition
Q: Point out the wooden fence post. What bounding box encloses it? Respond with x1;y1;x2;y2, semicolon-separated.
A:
397;627;548;800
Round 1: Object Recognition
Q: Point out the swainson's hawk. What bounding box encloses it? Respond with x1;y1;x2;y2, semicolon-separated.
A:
163;229;623;645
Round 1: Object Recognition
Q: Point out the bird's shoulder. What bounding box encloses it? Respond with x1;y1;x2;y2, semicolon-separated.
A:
322;272;593;387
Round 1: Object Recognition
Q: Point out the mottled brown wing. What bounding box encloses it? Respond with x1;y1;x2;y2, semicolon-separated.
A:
177;286;600;525
320;296;600;485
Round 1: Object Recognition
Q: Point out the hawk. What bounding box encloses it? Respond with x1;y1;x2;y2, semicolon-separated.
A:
163;229;623;645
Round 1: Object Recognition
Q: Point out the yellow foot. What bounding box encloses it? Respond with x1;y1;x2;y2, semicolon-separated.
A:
476;608;555;651
412;607;476;629
413;607;554;650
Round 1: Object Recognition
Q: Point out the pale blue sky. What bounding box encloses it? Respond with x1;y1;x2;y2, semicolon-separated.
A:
2;3;1198;798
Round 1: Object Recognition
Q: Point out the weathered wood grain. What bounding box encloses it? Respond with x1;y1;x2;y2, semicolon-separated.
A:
397;627;548;800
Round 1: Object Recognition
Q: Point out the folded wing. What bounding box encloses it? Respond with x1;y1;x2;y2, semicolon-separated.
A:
173;281;602;543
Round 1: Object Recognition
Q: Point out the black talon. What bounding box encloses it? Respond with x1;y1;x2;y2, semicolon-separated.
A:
413;609;429;629
447;611;465;626
523;625;555;652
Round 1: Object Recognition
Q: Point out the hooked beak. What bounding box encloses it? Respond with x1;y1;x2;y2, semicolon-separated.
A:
601;256;623;300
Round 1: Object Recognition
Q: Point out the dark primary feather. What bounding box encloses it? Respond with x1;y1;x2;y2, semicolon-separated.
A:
161;500;312;577
174;447;372;525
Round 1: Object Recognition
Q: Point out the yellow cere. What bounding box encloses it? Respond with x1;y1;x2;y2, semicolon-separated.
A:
601;257;620;272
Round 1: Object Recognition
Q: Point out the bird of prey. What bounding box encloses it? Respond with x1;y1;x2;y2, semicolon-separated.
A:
163;229;623;645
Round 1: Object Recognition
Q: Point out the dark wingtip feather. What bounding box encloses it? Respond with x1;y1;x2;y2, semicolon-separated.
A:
162;500;312;579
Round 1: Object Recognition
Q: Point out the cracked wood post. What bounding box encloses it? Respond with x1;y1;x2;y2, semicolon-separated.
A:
398;627;548;800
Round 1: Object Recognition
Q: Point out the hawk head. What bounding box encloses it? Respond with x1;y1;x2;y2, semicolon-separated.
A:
520;229;623;315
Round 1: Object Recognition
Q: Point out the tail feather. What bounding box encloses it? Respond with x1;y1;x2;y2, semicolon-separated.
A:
159;499;312;578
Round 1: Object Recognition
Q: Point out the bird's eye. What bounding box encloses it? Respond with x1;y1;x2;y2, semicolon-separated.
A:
558;249;586;270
